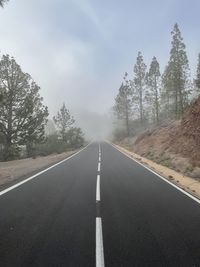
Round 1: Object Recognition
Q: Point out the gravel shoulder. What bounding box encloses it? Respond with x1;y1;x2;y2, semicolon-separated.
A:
114;143;200;200
0;150;78;188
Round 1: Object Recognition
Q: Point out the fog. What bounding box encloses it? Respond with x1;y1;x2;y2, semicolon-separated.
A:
0;0;200;139
72;109;114;140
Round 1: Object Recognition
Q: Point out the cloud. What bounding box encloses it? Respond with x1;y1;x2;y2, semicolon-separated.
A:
0;0;199;123
72;0;103;34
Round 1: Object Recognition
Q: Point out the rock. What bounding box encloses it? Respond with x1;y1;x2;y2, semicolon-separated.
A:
190;167;200;179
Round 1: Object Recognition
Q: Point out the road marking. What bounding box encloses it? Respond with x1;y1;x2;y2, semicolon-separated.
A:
96;143;105;267
96;174;100;201
96;218;105;267
97;162;101;172
0;143;91;197
110;143;200;205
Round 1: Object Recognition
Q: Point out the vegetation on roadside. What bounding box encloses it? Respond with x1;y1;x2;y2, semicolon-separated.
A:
0;55;85;161
145;151;173;169
113;23;199;141
113;23;200;178
0;55;49;160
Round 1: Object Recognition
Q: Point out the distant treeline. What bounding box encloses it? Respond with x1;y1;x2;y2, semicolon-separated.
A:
113;23;200;140
0;55;85;161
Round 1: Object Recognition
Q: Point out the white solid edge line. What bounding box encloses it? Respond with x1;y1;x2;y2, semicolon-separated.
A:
96;174;100;201
98;162;101;172
96;218;105;267
109;142;200;205
0;143;91;197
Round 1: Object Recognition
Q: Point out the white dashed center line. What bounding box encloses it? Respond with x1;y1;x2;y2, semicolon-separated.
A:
97;162;101;172
96;174;100;201
96;218;105;267
96;144;105;267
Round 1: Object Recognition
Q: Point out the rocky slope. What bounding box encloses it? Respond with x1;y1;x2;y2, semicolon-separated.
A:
125;97;200;178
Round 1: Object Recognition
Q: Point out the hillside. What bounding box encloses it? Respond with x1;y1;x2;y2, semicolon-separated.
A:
122;97;200;178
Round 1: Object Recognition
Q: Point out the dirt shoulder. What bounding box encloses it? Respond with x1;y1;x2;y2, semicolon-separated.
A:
0;150;78;188
114;143;200;200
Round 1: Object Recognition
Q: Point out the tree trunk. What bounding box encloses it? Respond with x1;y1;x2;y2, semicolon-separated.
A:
125;102;130;137
4;92;13;160
155;77;159;125
4;136;12;161
139;85;143;124
179;85;183;117
175;86;178;119
26;141;34;157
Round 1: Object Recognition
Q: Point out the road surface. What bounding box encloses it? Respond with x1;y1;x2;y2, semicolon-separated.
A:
0;142;200;266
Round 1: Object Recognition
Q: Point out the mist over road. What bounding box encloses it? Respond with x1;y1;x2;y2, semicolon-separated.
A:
0;142;200;266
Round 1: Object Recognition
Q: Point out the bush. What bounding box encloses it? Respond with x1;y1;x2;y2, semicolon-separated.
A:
2;145;21;161
112;127;128;141
33;134;69;156
33;130;85;157
65;127;85;149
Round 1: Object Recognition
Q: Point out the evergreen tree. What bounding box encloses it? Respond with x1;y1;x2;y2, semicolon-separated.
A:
53;103;75;141
133;52;147;124
22;82;49;157
0;55;48;160
45;119;56;136
146;56;161;124
161;64;174;119
66;127;85;148
195;53;200;93
113;73;132;137
162;23;190;119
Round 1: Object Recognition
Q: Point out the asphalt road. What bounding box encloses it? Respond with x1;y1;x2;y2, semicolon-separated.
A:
1;142;200;266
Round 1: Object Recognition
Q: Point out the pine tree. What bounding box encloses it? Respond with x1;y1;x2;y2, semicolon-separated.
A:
162;23;190;119
53;103;75;141
0;55;48;160
195;53;200;93
133;52;147;124
161;65;173;119
22;82;49;157
66;127;85;148
146;56;161;124
113;73;132;137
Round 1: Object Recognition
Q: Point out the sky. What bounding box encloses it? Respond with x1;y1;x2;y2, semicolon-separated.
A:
0;0;200;137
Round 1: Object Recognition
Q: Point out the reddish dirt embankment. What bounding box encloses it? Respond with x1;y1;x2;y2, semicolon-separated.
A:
125;97;200;179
